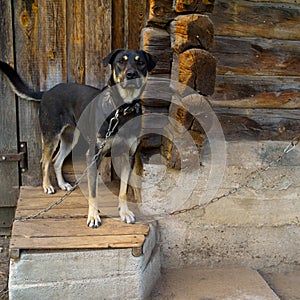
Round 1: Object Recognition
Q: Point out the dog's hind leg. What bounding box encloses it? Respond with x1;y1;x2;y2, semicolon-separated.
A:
41;136;60;194
53;127;80;191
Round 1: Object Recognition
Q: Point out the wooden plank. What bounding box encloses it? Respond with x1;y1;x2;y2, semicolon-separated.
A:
13;0;67;186
112;0;125;49
67;0;85;84
174;0;215;13
211;36;300;76
211;75;300;109
210;0;300;40
215;108;300;140
0;0;19;209
141;27;172;74
10;234;146;251
170;14;214;53
10;185;150;253
12;218;149;237
84;0;111;89
126;0;148;49
147;0;177;26
172;49;216;96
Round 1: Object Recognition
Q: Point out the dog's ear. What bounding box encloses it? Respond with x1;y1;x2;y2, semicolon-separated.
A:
103;49;125;67
142;51;157;72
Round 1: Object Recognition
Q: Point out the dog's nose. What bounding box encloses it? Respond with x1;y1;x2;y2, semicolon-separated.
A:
126;70;138;80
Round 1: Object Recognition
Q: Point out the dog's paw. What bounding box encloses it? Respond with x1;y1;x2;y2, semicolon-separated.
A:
58;182;73;191
43;185;55;194
119;206;136;224
87;214;102;228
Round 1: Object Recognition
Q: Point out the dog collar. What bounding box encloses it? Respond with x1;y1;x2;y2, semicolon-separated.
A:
122;102;141;116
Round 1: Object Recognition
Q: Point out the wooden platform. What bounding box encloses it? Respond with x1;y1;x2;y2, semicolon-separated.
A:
10;185;149;258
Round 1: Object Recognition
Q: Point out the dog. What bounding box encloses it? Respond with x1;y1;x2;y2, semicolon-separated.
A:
0;49;157;228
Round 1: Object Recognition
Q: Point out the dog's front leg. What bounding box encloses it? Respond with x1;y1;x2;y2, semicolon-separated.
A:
118;154;136;224
86;147;102;228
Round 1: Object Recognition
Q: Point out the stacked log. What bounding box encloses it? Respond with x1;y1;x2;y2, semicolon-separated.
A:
140;0;216;169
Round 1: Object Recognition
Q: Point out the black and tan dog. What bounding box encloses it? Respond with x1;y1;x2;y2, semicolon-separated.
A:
0;49;156;227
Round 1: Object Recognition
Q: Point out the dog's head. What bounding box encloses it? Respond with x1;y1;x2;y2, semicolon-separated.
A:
103;49;157;103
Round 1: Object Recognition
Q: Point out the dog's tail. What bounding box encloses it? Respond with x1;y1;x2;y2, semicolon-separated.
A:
0;61;43;101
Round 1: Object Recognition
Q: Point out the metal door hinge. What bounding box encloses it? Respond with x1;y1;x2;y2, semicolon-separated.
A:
0;142;28;173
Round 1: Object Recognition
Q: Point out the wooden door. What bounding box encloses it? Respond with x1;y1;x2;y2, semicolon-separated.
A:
0;0;147;232
0;1;19;231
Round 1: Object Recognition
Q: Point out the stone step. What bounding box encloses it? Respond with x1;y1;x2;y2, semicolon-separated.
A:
262;270;300;300
151;266;280;300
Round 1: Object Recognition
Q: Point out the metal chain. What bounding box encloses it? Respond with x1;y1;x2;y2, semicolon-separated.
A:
169;136;300;216
16;133;300;221
15;109;120;222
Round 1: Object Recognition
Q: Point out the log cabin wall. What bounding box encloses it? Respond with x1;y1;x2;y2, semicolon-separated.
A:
209;0;300;140
141;0;300;168
140;0;216;168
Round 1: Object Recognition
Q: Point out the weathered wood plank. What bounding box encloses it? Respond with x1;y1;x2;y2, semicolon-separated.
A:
10;185;149;252
147;0;176;26
67;0;85;84
141;27;172;74
13;0;67;186
112;0;125;49
10;234;146;251
12;218;149;237
170;14;214;53
172;49;216;95
215;107;300;140
126;0;148;49
211;75;300;109
84;0;111;89
174;0;215;13
0;0;19;209
210;0;300;40
38;1;67;89
211;36;300;76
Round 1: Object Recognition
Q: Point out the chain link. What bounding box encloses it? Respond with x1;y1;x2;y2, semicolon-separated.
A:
169;136;299;216
15;133;300;221
15;109;120;222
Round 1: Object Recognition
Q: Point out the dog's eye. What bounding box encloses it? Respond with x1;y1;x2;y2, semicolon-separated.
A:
118;60;124;65
137;60;145;66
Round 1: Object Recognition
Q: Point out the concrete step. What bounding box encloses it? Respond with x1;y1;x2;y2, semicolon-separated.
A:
262;270;300;300
151;266;280;300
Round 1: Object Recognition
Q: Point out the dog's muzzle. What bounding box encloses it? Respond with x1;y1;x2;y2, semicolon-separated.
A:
121;70;143;89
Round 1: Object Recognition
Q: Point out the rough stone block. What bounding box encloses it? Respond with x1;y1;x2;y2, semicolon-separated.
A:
170;14;214;52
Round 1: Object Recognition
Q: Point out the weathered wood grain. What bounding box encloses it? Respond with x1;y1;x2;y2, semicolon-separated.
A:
13;0;68;186
170;14;214;53
210;0;300;40
174;0;215;13
126;0;148;49
211;75;300;109
147;0;177;26
10;186;149;254
141;27;172;74
214;108;300;140
172;49;216;95
67;0;85;84
112;0;125;49
212;36;300;77
84;0;111;89
0;0;19;219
